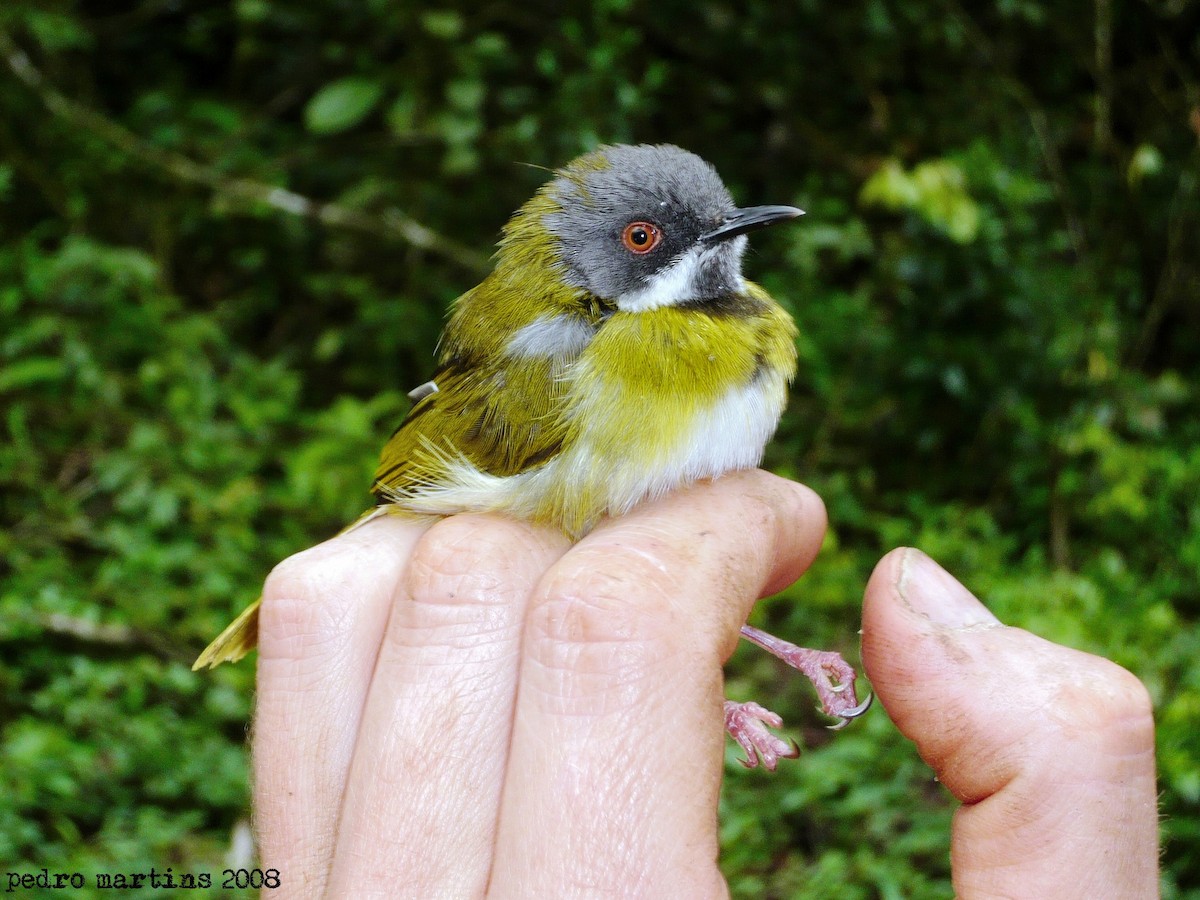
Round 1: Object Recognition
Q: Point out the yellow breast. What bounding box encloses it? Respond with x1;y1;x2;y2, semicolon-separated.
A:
534;293;796;534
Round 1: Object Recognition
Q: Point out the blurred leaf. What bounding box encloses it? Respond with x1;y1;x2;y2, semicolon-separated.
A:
304;77;386;134
860;158;980;242
859;159;921;209
420;10;464;38
1128;144;1164;186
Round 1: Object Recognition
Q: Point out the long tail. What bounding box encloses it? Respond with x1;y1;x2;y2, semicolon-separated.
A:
191;506;396;670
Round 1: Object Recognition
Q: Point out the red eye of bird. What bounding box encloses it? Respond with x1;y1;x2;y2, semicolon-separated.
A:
621;221;662;254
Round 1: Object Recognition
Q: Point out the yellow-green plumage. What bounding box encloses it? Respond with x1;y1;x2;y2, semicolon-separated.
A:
375;288;796;538
194;144;800;669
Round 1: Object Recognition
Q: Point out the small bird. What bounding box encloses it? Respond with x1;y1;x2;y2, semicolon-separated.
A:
194;144;869;768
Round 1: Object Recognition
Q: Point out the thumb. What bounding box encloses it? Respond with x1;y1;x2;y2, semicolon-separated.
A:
861;548;1158;898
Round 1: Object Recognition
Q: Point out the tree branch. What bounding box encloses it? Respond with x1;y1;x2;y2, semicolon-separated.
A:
0;29;490;275
20;612;192;665
1094;0;1114;154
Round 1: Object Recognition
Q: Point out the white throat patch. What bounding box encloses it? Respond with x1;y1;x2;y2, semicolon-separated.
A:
615;239;746;312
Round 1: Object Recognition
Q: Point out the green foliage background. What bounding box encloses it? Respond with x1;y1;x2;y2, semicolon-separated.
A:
1;1;1197;896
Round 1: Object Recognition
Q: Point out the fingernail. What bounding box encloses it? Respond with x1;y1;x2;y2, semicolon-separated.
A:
895;548;1001;629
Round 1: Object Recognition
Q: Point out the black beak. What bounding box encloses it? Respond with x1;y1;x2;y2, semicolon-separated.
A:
700;205;804;243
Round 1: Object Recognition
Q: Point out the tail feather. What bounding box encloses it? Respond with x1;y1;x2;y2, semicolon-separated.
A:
192;598;261;670
192;506;397;670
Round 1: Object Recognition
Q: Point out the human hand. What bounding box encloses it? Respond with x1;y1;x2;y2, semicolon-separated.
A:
862;548;1159;898
250;470;826;898
250;476;1159;898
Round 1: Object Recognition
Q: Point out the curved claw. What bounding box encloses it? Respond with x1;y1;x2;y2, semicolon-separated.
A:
736;737;801;770
845;691;874;717
825;692;874;730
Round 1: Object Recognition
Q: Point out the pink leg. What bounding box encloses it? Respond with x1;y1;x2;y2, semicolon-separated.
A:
739;625;873;728
723;700;799;771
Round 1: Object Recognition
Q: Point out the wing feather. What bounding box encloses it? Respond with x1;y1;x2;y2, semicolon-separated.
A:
373;355;567;499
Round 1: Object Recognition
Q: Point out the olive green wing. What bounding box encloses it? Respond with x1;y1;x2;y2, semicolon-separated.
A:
372;354;568;499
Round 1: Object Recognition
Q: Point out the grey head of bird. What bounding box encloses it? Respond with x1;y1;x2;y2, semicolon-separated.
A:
532;144;802;312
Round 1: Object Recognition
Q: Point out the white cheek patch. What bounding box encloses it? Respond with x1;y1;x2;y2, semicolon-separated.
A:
616;245;706;312
616;236;748;312
505;314;596;359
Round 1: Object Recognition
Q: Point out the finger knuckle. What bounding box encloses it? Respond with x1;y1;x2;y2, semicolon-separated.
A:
526;551;680;682
259;544;370;664
1087;661;1155;746
1052;658;1155;755
405;514;547;610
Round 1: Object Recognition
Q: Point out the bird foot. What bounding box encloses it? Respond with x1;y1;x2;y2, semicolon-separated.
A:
739;625;873;728
723;700;799;771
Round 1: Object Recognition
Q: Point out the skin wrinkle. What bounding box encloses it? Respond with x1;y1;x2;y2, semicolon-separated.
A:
370;699;471;789
258;532;410;691
497;754;632;897
520;527;726;714
546;720;666;891
962;701;1141;817
406;612;517;654
555;527;685;581
558;669;681;724
260;574;363;651
379;679;506;778
255;623;351;696
916;643;1035;800
528;558;683;655
580;487;783;647
407;513;561;600
957;768;1120;894
944;635;1148;808
382;597;519;660
600;536;678;576
523;634;672;718
384;514;565;665
1043;665;1154;742
520;511;734;700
